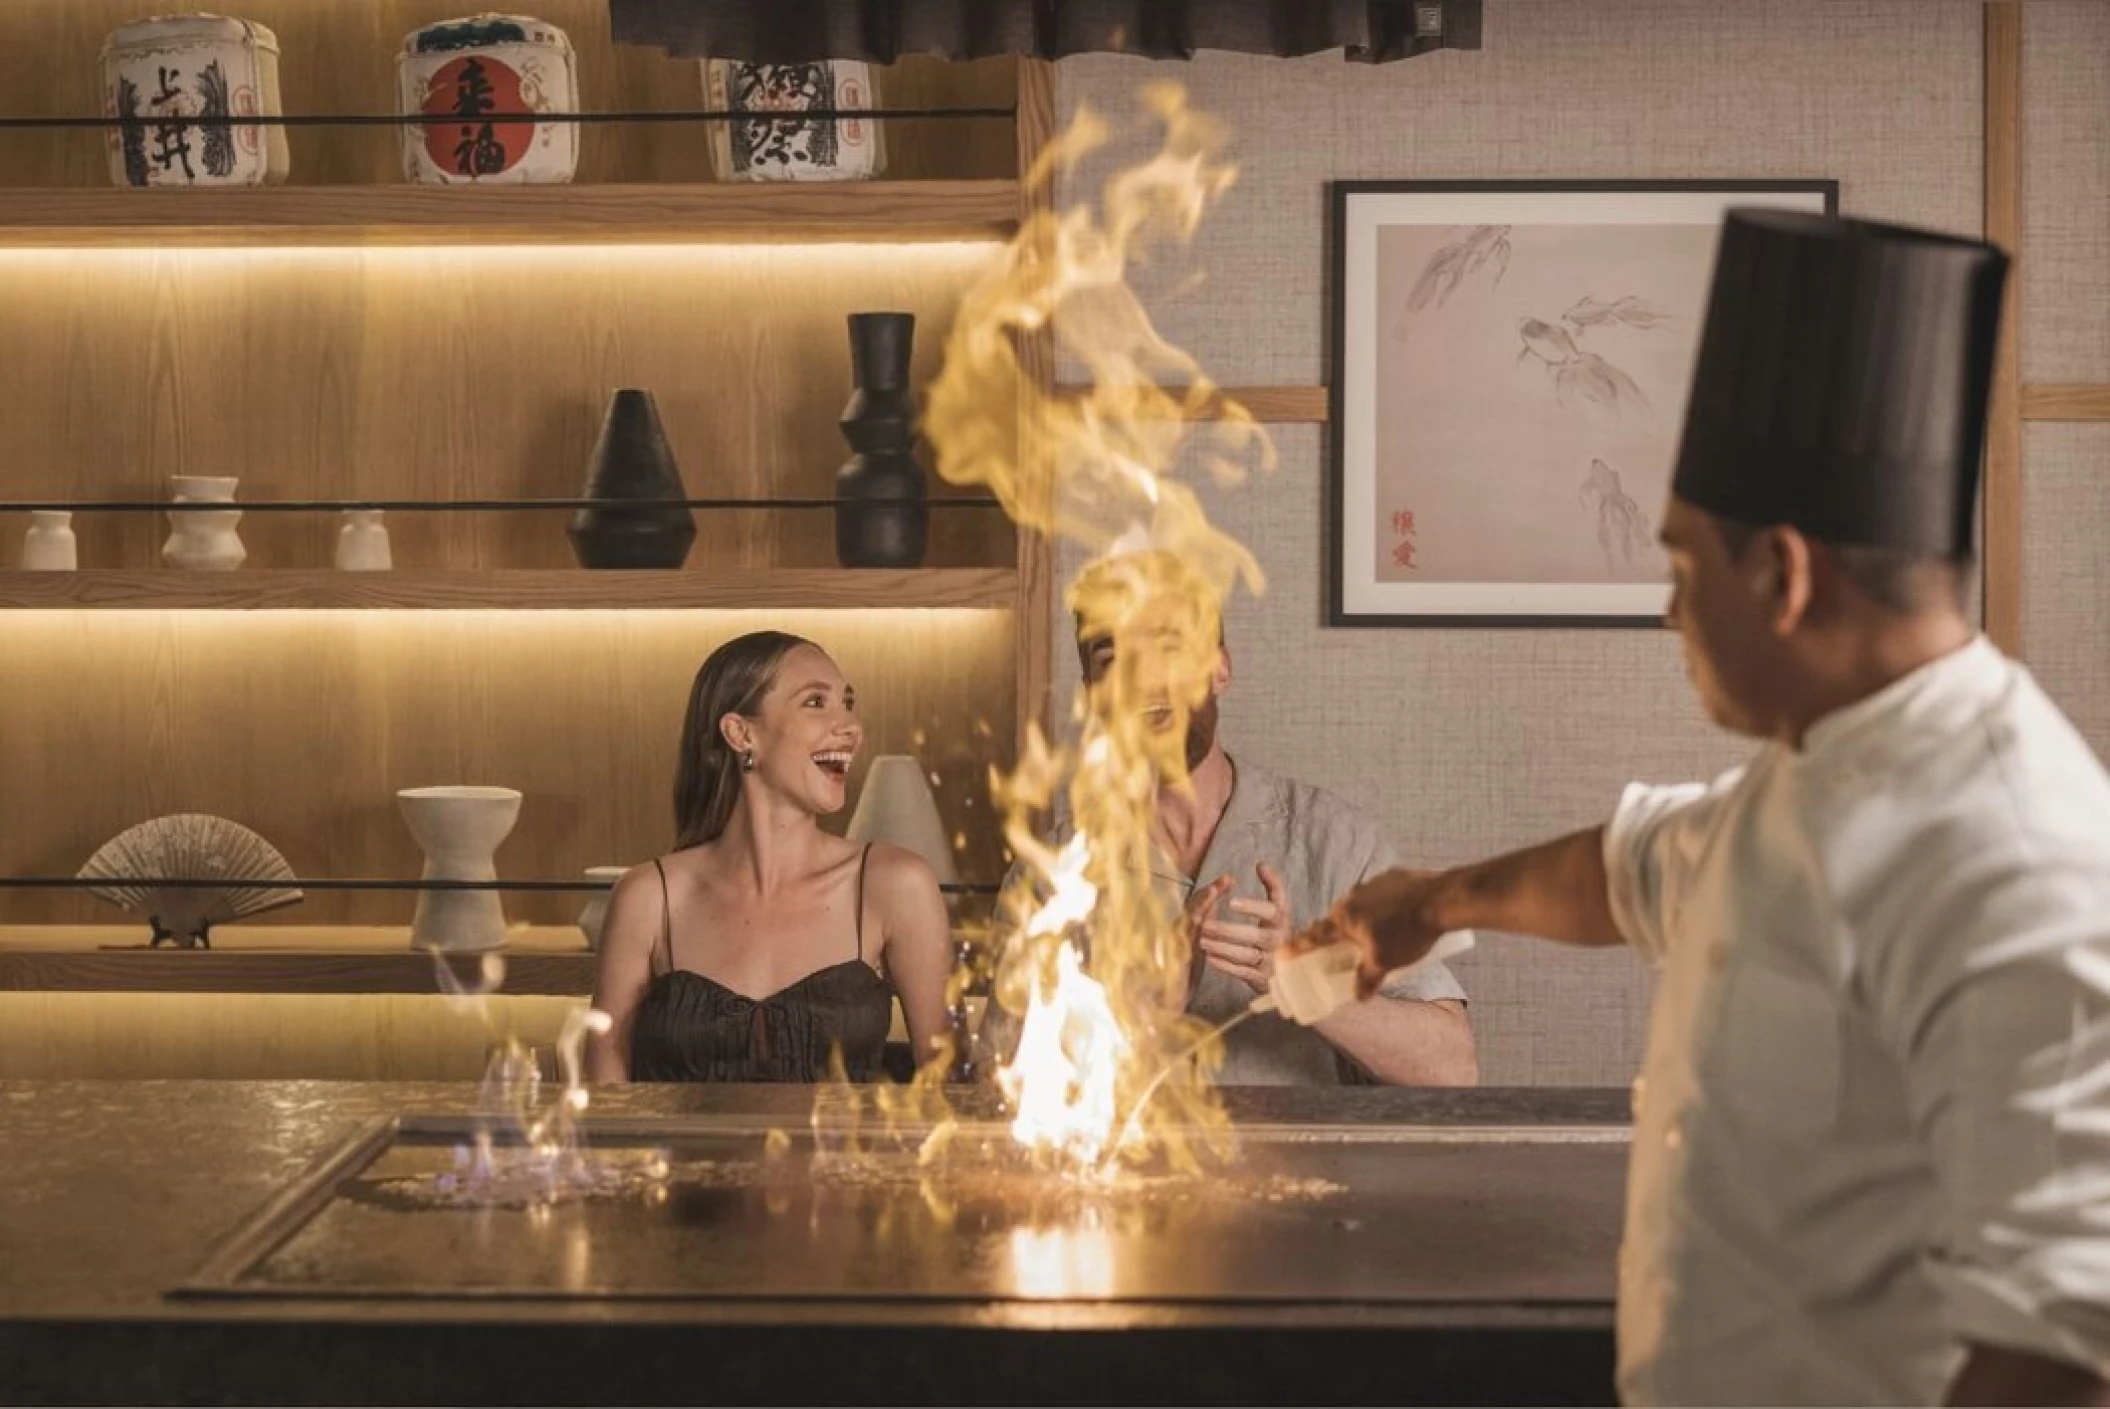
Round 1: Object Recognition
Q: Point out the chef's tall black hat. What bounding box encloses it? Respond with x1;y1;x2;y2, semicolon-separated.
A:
1671;209;2008;557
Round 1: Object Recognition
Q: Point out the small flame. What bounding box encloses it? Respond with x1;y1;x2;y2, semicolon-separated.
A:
432;1006;660;1209
926;83;1272;1177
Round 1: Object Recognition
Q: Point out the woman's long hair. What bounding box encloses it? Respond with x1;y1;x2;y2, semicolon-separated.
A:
672;631;816;849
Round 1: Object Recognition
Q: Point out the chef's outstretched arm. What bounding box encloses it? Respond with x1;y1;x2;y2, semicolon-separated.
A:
1307;827;1626;998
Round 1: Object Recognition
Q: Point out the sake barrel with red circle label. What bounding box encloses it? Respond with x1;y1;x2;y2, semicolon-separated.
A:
398;14;578;185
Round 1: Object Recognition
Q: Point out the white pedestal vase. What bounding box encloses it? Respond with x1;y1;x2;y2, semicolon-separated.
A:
699;59;884;182
397;786;523;952
162;476;245;570
335;509;393;570
576;865;625;951
20;511;77;570
398;15;579;185
100;14;289;188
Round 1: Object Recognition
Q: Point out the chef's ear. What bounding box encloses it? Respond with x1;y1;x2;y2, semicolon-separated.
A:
1759;527;1815;633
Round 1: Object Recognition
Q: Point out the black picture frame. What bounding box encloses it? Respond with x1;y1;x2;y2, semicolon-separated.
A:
1327;178;1839;628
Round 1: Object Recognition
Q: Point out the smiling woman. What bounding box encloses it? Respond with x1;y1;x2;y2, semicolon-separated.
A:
586;630;956;1086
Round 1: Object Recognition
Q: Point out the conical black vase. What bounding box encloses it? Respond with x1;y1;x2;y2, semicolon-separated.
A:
835;312;929;569
568;390;697;569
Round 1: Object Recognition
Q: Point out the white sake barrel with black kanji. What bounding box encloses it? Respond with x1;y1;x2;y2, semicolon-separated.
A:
700;59;886;182
398;14;579;185
100;14;288;188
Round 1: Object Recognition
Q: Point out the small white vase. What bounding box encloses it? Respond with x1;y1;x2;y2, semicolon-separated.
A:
163;475;245;570
397;785;523;952
576;865;625;951
335;509;393;570
21;511;77;570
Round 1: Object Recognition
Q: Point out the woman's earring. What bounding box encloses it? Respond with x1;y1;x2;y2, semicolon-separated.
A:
741;749;757;774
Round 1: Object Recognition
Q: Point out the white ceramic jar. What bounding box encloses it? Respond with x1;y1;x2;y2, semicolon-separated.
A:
335;509;393;570
576;866;626;951
398;14;579;185
162;475;245;571
100;14;288;188
21;511;77;571
700;59;886;182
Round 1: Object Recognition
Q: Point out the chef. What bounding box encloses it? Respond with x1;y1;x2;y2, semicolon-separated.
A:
1306;210;2110;1406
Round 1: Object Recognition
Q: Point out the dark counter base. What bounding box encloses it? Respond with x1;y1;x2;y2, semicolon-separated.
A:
0;1081;1627;1407
3;1318;1613;1406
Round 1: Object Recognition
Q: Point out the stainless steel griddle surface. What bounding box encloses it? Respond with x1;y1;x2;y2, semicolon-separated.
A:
188;1115;1629;1305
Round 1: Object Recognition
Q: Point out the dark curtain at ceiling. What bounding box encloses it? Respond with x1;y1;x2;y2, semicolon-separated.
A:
609;0;1482;64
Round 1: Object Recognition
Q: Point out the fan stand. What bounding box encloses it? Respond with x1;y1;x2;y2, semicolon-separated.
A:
147;917;212;950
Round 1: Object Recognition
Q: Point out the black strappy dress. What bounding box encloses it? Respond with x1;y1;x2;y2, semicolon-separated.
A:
628;846;894;1082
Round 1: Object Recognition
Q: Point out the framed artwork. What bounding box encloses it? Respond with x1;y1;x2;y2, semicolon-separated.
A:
1328;178;1837;627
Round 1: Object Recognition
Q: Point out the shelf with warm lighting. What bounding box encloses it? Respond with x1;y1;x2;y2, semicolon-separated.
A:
0;181;1022;246
0;567;1018;611
0;924;594;994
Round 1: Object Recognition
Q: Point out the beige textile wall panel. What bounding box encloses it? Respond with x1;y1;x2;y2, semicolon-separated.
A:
0;243;1013;574
1052;0;1985;1085
0;0;1016;185
0;992;587;1079
0;609;1016;926
2021;424;2110;757
2022;2;2110;385
1055;0;1983;387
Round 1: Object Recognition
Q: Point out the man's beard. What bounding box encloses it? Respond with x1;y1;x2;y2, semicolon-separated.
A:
1184;693;1220;773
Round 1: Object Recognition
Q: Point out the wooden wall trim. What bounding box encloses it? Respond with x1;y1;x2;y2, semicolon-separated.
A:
1051;384;1331;423
2022;384;2110;422
1983;0;2025;656
1014;56;1058;753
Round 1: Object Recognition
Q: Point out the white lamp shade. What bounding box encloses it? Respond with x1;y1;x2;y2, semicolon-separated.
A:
845;756;957;886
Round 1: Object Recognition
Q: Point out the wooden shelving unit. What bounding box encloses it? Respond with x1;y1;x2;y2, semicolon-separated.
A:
0;947;596;995
0;567;1018;611
0;180;1022;246
0;25;1056;1014
0;923;593;994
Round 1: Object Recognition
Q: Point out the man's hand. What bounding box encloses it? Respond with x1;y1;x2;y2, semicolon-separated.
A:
1181;874;1234;996
1197;863;1292;997
1299;867;1447;999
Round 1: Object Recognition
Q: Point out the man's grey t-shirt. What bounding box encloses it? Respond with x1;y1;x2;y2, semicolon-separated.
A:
997;755;1468;1085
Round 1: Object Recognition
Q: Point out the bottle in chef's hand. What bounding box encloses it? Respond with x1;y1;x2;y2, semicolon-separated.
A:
1253;930;1474;1026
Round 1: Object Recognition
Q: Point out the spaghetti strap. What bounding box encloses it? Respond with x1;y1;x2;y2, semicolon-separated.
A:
651;858;674;977
854;844;871;963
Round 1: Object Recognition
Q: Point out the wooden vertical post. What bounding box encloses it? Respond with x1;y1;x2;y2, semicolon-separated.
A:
1983;0;2024;655
1013;57;1057;752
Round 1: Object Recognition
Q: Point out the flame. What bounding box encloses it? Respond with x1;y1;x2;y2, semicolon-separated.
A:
430;1006;665;1209
924;83;1273;1177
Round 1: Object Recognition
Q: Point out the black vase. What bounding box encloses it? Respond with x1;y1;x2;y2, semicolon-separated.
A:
835;313;929;569
567;390;697;569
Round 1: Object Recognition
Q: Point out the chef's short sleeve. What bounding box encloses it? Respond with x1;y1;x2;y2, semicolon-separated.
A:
1601;770;1744;965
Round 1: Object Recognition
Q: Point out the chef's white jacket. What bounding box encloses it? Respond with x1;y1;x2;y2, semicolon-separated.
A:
1605;637;2110;1404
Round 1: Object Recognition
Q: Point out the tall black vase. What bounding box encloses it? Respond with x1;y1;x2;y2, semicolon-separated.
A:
835;312;929;569
567;390;697;569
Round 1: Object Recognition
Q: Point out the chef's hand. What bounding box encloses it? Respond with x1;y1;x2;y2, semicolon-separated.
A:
1297;867;1445;1000
1196;863;1292;997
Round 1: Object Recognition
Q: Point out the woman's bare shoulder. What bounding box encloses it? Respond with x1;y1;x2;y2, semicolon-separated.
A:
861;843;942;904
